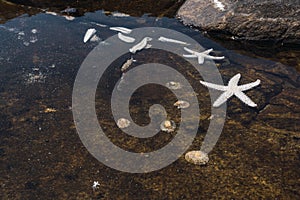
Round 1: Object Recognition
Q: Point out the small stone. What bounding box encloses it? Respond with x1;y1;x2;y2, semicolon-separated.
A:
185;150;209;165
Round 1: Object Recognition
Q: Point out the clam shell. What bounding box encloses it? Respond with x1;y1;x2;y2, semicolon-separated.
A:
83;28;96;43
160;120;176;133
117;118;130;129
185;150;209;165
174;100;190;109
118;32;135;43
165;81;182;90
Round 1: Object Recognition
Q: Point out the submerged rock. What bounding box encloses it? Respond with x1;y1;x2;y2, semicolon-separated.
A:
177;0;300;43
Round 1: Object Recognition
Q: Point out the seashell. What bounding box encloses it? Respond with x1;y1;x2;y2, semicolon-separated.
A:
31;29;37;34
112;12;130;17
90;22;108;27
117;118;130;129
61;8;77;14
158;36;189;45
63;15;75;21
160;120;176;133
109;27;132;34
90;35;101;42
83;28;96;43
185;150;209;165
118;33;135;43
174;100;190;109
129;37;152;54
121;57;134;72
45;11;57;16
213;0;225;11
165;81;182;90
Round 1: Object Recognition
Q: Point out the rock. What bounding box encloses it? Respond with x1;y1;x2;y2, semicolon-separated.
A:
177;0;300;43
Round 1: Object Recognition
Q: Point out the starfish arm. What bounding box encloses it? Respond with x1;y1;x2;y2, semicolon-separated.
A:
238;79;261;91
234;91;257;107
228;73;241;86
201;48;213;54
203;54;225;60
198;55;205;64
183;54;197;58
200;81;227;91
183;47;197;54
213;91;233;107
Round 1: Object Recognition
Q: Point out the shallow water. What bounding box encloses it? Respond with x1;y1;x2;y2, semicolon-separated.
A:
0;3;299;200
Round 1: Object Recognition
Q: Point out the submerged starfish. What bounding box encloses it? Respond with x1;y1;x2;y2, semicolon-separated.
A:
183;47;225;64
92;181;100;191
200;73;261;107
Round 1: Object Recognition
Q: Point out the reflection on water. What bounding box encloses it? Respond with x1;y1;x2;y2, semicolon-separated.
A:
0;4;299;200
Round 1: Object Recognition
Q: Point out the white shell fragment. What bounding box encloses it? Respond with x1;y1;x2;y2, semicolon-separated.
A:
45;11;58;16
118;32;136;43
83;28;96;43
160;120;176;133
63;15;75;21
31;29;37;34
158;36;189;45
213;0;225;11
121;57;135;72
117;118;130;129
90;35;101;42
165;81;182;90
109;27;132;34
129;37;152;54
112;12;130;17
185;150;209;165
90;22;108;27
174;100;190;109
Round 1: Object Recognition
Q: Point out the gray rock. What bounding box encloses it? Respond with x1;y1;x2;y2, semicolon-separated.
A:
177;0;300;43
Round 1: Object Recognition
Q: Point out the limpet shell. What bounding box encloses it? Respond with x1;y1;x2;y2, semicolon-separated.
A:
117;118;130;129
165;81;182;90
160;120;176;133
185;150;209;165
174;100;190;109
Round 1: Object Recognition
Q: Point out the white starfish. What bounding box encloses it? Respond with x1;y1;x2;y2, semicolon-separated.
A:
200;73;261;107
183;47;225;64
92;181;100;191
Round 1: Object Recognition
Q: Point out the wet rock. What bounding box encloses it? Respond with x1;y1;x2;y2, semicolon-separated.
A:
177;0;300;43
256;88;300;132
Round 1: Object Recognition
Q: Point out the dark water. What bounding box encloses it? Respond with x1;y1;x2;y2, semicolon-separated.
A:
0;1;299;200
